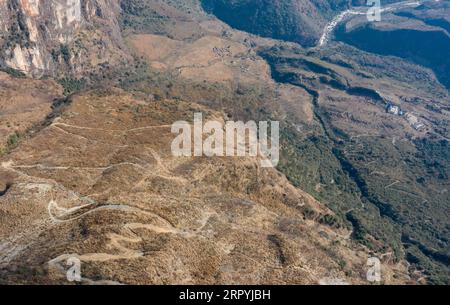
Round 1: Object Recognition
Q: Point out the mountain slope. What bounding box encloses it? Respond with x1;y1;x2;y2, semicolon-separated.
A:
336;1;450;89
0;0;447;285
0;71;63;155
0;89;410;284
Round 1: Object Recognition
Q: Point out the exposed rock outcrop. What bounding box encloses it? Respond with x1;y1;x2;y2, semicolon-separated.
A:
0;0;129;77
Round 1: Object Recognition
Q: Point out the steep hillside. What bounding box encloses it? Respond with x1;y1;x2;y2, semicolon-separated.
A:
336;1;450;89
201;0;350;47
0;90;410;284
0;0;447;285
260;45;450;283
0;71;63;154
191;0;449;283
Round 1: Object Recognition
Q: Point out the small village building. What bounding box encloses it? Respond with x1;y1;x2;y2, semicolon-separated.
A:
413;122;425;131
387;104;400;115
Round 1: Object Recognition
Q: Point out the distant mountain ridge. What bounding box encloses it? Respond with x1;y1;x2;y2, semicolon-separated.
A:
201;0;404;47
201;0;349;47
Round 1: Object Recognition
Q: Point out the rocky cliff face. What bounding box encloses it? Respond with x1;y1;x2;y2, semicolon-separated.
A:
0;0;129;77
